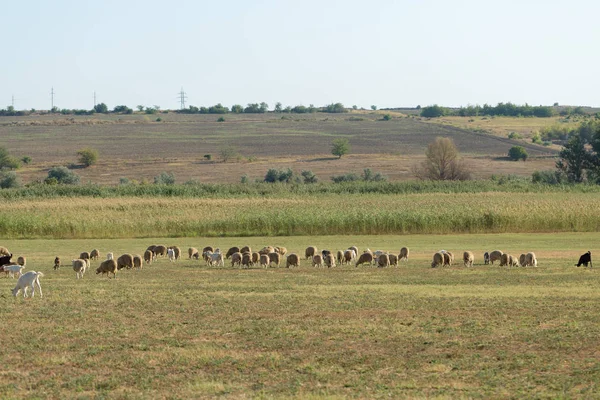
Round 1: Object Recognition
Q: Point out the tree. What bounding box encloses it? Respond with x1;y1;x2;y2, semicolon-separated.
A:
219;145;238;162
113;105;133;114
0;147;20;170
154;171;175;185
231;104;243;113
46;166;80;185
264;168;293;183
93;103;108;113
556;133;589;183
413;137;471;180
371;105;377;110
77;148;98;167
137;105;145;112
0;171;21;189
275;102;282;112
331;138;350;159
324;103;346;113
301;170;318;183
420;105;448;118
508;146;528;161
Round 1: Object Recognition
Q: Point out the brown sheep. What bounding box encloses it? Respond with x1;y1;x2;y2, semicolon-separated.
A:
525;252;537;267
388;254;398;267
312;254;324;268
153;245;167;258
241;253;253;269
343;249;356;265
17;256;26;267
188;247;199;259
305;246;318;260
286;253;300;268
519;253;527;267
251;252;260;264
348;246;359;257
355;252;373;267
268;252;281;268
90;249;100;260
231;252;243;268
336;250;344;264
500;253;510;267
259;246;274;255
377;254;390;268
275;246;288;256
442;252;453;267
53;256;61;270
240;246;251;254
133;255;143;270
399;247;409;262
171;246;181;260
96;259;117;278
431;252;444;268
0;246;10;256
489;250;503;265
117;254;134;270
202;246;214;254
144;249;153;264
463;251;474;267
325;254;336;268
226;246;240;259
146;245;157;255
79;251;90;261
259;254;270;268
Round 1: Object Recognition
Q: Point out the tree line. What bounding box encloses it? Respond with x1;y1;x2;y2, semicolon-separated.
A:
419;103;590;118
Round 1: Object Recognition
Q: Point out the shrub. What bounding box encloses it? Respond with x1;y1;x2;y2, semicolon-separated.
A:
154;172;175;185
21;156;32;164
331;138;350;159
0;171;21;189
0;147;20;170
413;137;471;181
531;132;543;144
240;174;249;184
420;105;448;118
119;177;130;185
264;168;293;183
217;117;225;122
507;132;523;140
301;170;318;184
77;148;99;167
331;173;360;183
219;145;238;162
362;168;386;182
46;166;80;185
203;154;212;161
508;146;528;161
532;170;567;185
382;114;392;121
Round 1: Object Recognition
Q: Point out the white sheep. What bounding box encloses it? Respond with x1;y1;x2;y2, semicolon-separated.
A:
12;271;44;298
72;259;87;279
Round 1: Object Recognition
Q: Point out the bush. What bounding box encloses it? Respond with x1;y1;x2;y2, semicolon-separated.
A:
77;148;99;167
531;132;543;144
331;138;350;159
217;117;225;122
264;168;293;183
331;173;360;183
119;177;130;185
508;146;528;161
0;147;20;170
46;166;80;185
413;137;471;181
21;156;32;164
420;105;448;118
154;172;175;185
362;168;386;182
532;170;567;185
382;114;392;121
219;145;238;162
301;170;318;184
0;171;21;189
203;154;212;161
507;132;523;140
240;174;249;184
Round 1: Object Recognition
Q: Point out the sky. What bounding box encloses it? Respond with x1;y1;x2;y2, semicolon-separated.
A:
1;0;599;110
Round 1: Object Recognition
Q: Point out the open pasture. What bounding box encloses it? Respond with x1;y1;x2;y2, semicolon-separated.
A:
0;112;556;184
1;233;600;398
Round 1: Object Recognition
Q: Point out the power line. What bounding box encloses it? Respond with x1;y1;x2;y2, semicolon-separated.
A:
177;87;187;109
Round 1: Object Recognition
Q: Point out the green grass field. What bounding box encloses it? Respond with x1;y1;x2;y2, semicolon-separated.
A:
1;233;599;398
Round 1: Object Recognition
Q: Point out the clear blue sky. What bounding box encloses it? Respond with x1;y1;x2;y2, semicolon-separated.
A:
2;0;599;110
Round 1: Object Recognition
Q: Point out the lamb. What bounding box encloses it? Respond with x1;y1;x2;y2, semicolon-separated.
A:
231;252;243;268
312;254;324;268
489;250;503;265
576;251;592;268
226;246;240;259
483;252;490;265
431;252;444;268
259;254;270;268
167;248;176;262
144;249;153;264
275;246;287;256
117;254;134;270
399;247;409;262
305;246;317;260
17;256;26;267
463;251;474;267
79;251;90;261
268;252;281;268
171;246;181;260
106;252;114;260
153;245;167;258
188;247;199;259
12;271;44;298
525;252;537;267
4;264;25;278
252;252;260;264
286;253;300;268
388;253;398;267
355;252;373;267
377;254;390;268
133;255;143;270
241;253;253;269
206;251;224;267
53;256;61;270
90;249;100;260
240;246;252;254
72;259;87;279
0;246;10;256
96;259;117;278
324;253;336;268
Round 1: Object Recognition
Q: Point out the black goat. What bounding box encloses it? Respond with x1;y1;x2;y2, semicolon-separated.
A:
576;251;592;268
0;253;12;267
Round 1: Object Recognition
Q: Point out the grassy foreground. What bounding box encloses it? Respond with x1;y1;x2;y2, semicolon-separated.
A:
1;233;600;398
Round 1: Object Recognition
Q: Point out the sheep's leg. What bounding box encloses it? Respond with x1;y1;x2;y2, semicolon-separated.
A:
36;278;42;298
23;286;28;298
30;283;35;298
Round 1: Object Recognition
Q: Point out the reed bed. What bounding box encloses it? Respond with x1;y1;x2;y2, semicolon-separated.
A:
1;192;599;239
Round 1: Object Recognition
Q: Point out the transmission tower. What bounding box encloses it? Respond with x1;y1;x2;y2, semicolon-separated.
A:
50;87;55;110
178;87;187;109
93;91;97;107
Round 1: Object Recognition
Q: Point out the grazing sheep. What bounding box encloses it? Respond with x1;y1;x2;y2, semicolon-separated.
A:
90;249;100;260
500;253;510;267
240;246;251;254
389;254;398;267
96;259;117;278
259;246;274;255
226;246;240;259
202;246;214;255
431;252;444;268
4;264;25;278
336;250;344;264
251;252;260;264
241;253;253;269
117;254;134;270
305;246;318;260
275;246;287;256
377;254;390;268
106;252;114;260
576;251;592;268
343;249;356;265
489;250;503;265
171;246;181;260
312;254;324;268
399;247;409;262
355;252;373;267
167;248;176;262
153;245;167;258
12;271;44;298
483;252;490;265
133;255;143;270
144;249;153;264
525;252;537;267
188;247;199;259
321;250;332;259
72;259;87;279
325;253;336;268
79;251;90;261
206;251;224;267
146;245;157;253
509;254;519;267
53;256;61;270
259;254;270;268
348;246;359;257
373;250;385;259
442;252;453;267
463;251;474;267
231;252;243;268
286;253;300;268
0;246;10;256
518;253;527;267
17;256;26;267
268;252;281;268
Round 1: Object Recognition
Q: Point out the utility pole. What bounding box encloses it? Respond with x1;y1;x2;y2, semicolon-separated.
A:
93;91;97;108
178;87;187;110
50;87;55;110
11;95;14;108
